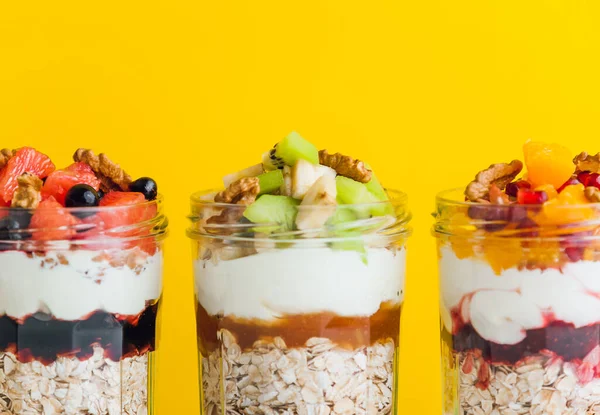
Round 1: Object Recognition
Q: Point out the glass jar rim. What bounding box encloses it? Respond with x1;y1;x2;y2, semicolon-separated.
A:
188;188;411;243
0;194;168;244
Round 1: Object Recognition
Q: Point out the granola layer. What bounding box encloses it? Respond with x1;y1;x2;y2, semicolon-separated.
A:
201;329;395;415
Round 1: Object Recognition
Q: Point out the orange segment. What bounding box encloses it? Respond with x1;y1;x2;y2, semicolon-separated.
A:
535;184;558;200
537;184;594;228
523;141;574;189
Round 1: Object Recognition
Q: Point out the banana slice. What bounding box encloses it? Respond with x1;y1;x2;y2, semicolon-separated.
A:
291;159;336;200
296;175;337;231
280;165;293;196
223;164;264;187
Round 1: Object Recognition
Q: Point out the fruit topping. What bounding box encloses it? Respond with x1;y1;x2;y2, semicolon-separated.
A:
243;195;300;233
257;170;284;196
0;212;31;242
585;186;600;203
262;132;319;170
0;147;55;204
29;197;80;241
557;177;580;193
318;150;372;183
516;189;548;205
11;173;43;209
215;177;260;205
41;162;101;205
223;164;264;187
295;175;337;230
129;177;158;201
574;152;600;173
65;184;100;218
0;149;15;170
505;180;531;197
465;160;523;202
523;141;573;188
73;148;132;192
291;159;336;199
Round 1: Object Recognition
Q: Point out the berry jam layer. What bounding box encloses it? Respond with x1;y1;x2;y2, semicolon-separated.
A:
196;300;401;354
449;321;600;364
0;302;158;364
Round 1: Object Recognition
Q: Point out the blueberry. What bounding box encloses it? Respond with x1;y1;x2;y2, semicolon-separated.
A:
65;184;100;219
129;177;157;201
97;189;105;200
0;211;31;248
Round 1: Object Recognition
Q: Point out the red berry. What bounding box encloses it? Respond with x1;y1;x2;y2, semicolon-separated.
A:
41;162;101;205
29;197;80;241
557;177;581;193
517;189;549;205
505;180;531;197
0;147;55;203
577;171;597;187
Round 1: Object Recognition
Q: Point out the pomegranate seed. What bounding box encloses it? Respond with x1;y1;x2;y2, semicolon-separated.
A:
588;174;600;189
517;189;548;205
505;180;531;197
558;177;581;193
565;246;585;262
577;171;595;186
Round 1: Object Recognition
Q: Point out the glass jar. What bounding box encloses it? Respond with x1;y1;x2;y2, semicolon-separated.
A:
434;188;600;415
188;189;411;415
0;198;168;414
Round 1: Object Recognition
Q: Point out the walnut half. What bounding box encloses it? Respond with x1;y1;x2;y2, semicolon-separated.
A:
73;149;132;192
574;152;600;173
214;177;260;205
465;160;523;202
318;150;372;183
585;186;600;203
0;149;15;170
11;173;43;209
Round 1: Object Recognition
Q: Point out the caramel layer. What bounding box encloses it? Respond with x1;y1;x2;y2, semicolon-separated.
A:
196;300;401;353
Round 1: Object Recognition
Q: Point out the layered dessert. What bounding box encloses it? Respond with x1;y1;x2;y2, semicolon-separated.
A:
189;132;410;415
0;147;166;414
436;142;600;415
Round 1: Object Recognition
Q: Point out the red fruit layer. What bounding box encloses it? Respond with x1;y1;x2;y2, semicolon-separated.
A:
41;162;101;205
0;303;158;365
450;321;600;364
29;197;80;241
0;147;55;203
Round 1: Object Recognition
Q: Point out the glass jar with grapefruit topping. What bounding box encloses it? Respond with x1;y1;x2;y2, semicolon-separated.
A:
0;146;167;415
188;132;410;415
434;142;600;415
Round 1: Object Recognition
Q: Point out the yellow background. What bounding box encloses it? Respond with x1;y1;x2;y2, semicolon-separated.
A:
1;1;600;413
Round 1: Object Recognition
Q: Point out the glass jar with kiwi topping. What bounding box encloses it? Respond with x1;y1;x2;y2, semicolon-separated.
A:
187;132;411;415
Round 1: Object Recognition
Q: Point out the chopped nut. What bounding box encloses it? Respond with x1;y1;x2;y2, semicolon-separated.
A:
465;160;523;202
0;149;15;170
585;186;600;202
574;151;600;173
11;173;43;209
318;150;372;183
73;149;132;192
214;177;260;205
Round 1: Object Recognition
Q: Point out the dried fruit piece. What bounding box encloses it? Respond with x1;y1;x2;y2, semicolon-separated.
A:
41;162;101;205
318;149;373;183
574;152;600;173
11;173;43;209
0;147;55;204
465;160;523;202
214;177;260;205
524;141;573;188
30;196;80;241
73;148;132;192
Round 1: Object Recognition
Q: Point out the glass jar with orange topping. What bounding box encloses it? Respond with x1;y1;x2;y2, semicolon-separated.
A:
188;189;411;415
434;186;600;415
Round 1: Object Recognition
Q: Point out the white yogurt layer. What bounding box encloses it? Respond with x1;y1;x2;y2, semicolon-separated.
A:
195;248;406;321
0;250;163;321
439;246;600;345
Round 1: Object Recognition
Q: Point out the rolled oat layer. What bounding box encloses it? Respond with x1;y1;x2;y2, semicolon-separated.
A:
201;330;395;415
0;347;148;415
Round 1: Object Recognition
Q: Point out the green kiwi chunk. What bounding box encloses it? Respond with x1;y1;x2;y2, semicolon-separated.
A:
265;132;319;168
243;195;300;233
257;170;284;195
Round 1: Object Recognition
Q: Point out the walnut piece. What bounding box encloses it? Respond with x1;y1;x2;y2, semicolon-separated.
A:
214;177;259;205
318;149;372;183
585;186;600;202
0;149;15;170
11;173;42;209
465;160;523;202
73;148;132;192
574;151;600;173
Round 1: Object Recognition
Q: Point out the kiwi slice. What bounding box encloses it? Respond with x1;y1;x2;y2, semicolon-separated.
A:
263;132;319;169
363;163;388;201
337;176;393;217
243;195;300;233
257;170;284;195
